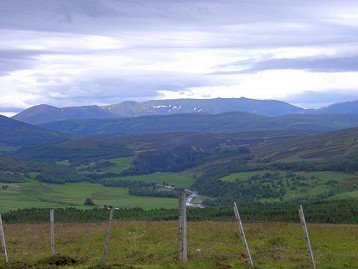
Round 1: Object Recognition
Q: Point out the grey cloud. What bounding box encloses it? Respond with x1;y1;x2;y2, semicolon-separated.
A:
218;56;358;74
1;1;358;53
35;70;213;105
0;49;74;75
1;0;357;34
1;0;358;109
283;90;358;108
0;49;45;75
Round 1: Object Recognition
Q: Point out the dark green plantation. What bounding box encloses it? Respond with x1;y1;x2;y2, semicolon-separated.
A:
2;199;358;224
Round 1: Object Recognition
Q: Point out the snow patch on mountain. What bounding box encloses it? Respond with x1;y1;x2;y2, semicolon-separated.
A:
152;105;168;108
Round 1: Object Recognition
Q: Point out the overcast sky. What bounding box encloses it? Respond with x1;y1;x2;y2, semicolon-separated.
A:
1;0;358;116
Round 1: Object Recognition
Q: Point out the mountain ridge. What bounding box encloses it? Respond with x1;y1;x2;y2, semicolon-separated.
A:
13;97;304;124
12;97;358;125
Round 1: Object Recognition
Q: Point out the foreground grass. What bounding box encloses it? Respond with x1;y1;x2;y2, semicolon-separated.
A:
1;221;357;268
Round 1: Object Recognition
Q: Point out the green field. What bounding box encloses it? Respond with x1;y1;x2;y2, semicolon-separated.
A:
0;221;357;268
77;157;196;188
0;171;195;213
328;190;358;200
78;157;134;173
0;181;178;213
1;169;356;213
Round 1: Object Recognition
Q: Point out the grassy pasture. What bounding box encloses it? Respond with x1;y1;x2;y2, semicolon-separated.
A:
77;157;195;188
328;190;358;200
78;157;134;173
0;221;357;268
105;157;134;172
0;181;178;213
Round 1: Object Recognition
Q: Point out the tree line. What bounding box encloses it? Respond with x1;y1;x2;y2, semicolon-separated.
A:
2;200;357;224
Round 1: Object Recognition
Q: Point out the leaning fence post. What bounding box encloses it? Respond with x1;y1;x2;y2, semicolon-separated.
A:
233;202;253;267
298;205;316;269
178;192;188;262
50;209;55;256
0;214;9;263
102;207;115;263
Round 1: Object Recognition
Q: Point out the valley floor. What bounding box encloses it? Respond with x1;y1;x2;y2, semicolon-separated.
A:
1;221;357;269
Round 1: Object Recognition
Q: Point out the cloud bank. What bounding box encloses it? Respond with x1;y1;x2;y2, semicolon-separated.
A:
1;0;358;114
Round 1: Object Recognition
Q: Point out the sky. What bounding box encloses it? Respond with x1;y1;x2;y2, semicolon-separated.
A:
1;0;358;116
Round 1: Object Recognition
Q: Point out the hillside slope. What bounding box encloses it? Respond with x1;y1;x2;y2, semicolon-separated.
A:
0;115;70;148
12;104;114;125
254;127;358;161
39;112;358;136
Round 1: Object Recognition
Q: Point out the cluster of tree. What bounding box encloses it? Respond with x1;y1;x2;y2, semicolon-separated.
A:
99;178;178;198
193;171;337;205
84;198;96;206
13;142;133;165
36;165;85;184
271;156;358;173
99;178;156;188
2;200;357;224
0;171;26;183
128;187;178;198
118;145;250;176
121;147;208;175
199;155;358;187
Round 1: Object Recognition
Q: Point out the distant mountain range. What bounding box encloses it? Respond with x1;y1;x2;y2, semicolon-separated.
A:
12;97;358;125
10;97;301;124
2;98;358;148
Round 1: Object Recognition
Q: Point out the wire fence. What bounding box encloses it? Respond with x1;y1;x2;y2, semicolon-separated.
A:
0;198;358;268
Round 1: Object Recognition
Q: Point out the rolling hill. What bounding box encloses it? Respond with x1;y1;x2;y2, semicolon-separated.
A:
10;130;316;164
39;112;358;136
1;124;358;210
253;126;358;161
316;99;358;114
39;112;277;136
0;115;71;148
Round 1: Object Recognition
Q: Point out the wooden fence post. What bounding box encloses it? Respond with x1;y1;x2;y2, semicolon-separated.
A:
233;202;253;267
50;209;55;256
102;207;115;263
298;205;316;269
0;214;9;263
178;192;188;262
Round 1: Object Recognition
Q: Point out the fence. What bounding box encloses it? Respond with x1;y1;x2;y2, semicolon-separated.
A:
1;194;356;268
